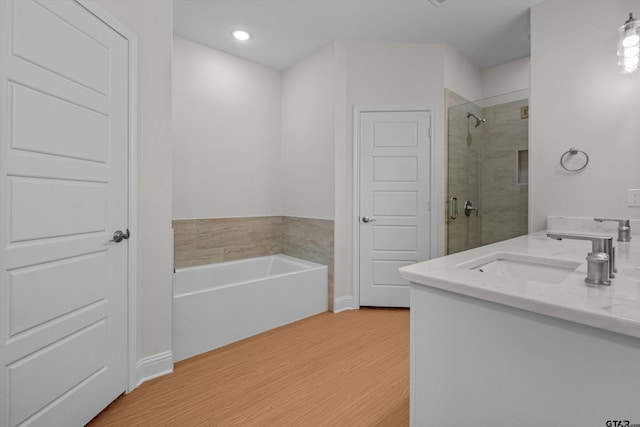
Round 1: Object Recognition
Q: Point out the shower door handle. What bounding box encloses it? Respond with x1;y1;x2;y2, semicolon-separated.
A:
449;197;458;220
463;201;478;217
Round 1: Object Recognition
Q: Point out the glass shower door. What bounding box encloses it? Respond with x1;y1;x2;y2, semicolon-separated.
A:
446;89;529;255
447;101;483;254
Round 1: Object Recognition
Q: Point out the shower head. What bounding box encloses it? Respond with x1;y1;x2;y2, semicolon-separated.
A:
467;112;487;128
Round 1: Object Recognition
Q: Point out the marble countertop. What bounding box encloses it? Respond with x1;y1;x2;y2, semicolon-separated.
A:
399;230;640;339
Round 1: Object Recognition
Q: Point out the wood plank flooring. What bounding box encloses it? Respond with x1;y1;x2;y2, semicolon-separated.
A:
89;308;409;426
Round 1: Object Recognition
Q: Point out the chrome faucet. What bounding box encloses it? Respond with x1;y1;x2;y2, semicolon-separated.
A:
547;233;614;285
594;218;631;242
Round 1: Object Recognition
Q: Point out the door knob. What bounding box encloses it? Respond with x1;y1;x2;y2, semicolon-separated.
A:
362;217;376;223
110;229;130;243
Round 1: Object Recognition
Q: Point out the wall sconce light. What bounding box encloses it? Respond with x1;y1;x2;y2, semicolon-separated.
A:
618;13;640;74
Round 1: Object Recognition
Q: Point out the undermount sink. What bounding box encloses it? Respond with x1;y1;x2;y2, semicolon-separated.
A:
458;252;581;284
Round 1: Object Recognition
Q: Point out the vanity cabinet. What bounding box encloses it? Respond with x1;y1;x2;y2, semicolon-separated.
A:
401;231;640;426
410;283;640;426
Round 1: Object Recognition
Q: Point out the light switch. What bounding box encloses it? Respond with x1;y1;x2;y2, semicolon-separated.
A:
628;189;640;207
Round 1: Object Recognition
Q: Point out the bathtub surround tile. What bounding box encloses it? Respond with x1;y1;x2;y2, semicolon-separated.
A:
173;216;335;310
221;217;283;261
282;217;335;309
172;217;283;268
179;247;226;268
282;217;333;263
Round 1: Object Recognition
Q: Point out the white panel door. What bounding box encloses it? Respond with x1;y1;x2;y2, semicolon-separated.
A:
359;110;431;307
0;1;130;425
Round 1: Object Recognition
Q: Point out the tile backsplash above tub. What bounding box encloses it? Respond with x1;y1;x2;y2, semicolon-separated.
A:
173;216;283;268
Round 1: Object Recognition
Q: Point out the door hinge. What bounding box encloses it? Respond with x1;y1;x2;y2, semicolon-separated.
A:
428;200;432;211
429;127;432;138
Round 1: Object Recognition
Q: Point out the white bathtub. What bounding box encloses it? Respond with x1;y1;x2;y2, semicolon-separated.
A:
173;254;328;362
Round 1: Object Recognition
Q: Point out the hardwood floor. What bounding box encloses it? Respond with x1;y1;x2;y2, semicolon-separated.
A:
89;308;409;426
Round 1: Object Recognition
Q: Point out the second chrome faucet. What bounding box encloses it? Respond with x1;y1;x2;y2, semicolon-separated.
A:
547;233;614;286
594;218;631;242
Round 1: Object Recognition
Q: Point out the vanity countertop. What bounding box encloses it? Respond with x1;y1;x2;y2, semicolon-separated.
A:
399;230;640;339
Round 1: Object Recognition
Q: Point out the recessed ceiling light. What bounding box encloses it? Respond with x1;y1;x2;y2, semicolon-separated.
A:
232;30;251;41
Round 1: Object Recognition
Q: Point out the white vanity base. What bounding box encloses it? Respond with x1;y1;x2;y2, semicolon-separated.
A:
411;283;640;426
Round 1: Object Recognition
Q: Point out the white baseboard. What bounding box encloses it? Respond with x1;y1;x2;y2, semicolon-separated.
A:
333;296;354;313
135;350;173;388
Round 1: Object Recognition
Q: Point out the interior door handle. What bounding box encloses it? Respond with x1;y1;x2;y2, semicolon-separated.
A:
362;217;376;223
110;229;130;243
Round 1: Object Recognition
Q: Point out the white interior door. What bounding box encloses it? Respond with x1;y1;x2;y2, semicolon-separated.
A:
0;1;130;425
358;110;431;307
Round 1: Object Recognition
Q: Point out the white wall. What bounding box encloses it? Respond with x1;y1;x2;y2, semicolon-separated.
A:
171;36;521;307
482;56;530;100
444;46;483;103
94;0;173;361
334;42;449;302
172;36;282;219
281;43;336;219
530;0;640;231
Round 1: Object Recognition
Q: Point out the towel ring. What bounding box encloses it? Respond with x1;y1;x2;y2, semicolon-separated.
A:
560;147;589;172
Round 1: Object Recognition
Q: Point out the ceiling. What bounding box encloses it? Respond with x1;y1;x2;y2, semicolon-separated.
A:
173;0;545;71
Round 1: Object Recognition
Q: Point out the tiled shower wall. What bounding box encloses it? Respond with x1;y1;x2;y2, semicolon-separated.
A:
481;99;529;245
172;216;334;309
446;90;528;253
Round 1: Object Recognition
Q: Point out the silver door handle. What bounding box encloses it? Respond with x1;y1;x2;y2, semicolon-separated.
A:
449;197;458;220
463;201;478;217
362;217;376;223
110;229;130;243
